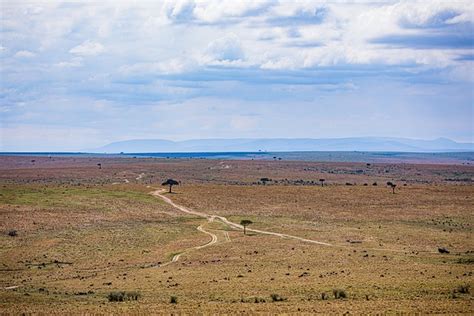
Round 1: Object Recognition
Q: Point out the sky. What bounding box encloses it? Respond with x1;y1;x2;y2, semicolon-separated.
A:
0;0;473;151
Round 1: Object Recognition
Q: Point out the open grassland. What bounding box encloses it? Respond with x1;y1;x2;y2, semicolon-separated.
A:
0;156;472;313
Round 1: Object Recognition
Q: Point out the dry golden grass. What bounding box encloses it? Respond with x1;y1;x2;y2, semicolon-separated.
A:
0;156;472;314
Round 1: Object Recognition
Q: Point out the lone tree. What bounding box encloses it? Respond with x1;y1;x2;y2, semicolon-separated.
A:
240;219;253;235
319;179;325;187
260;178;271;185
162;179;179;193
97;163;102;169
387;182;396;194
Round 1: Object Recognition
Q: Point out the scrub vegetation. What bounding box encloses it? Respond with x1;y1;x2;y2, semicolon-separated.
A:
0;156;472;313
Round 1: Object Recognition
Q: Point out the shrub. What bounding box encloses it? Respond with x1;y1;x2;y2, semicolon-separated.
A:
107;291;140;302
321;292;328;300
170;296;178;304
108;292;125;302
270;293;286;302
254;297;266;303
8;230;17;237
333;289;347;299
457;257;474;264
127;291;140;300
455;284;470;294
438;247;450;254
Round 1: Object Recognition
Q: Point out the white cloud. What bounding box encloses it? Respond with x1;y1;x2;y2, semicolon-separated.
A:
161;0;196;21
120;58;195;75
55;57;83;68
261;56;297;70
1;0;474;150
69;40;105;56
192;0;272;23
205;33;244;61
14;50;36;58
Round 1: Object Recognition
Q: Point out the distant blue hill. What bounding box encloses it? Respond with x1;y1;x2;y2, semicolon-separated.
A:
89;137;474;153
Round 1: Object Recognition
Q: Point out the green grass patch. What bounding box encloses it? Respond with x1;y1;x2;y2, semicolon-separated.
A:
0;185;159;210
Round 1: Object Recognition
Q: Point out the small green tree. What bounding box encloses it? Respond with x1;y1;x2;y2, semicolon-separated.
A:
240;219;253;235
162;179;179;193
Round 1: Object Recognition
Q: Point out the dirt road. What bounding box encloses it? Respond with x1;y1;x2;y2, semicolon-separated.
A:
151;188;439;263
152;188;333;246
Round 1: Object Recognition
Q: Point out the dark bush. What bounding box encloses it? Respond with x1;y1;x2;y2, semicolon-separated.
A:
457;257;474;264
438;247;450;254
8;230;17;237
107;291;140;302
333;289;347;299
254;297;266;303
321;292;328;300
455;284;470;294
270;293;286;302
170;296;178;304
108;292;125;302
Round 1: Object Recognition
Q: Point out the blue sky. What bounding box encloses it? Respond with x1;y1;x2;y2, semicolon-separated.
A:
0;0;473;151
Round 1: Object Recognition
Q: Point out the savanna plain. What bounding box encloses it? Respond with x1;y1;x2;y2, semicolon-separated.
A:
0;155;473;314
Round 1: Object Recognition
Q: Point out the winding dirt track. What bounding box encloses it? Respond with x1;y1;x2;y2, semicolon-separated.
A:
151;188;439;263
160;220;219;267
152;188;333;247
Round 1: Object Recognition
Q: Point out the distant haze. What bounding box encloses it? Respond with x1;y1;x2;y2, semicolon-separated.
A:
90;137;474;153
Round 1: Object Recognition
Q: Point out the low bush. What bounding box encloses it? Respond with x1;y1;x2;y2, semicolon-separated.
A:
170;296;178;304
270;293;286;302
333;289;347;299
254;297;266;303
455;284;470;294
8;230;17;237
107;291;140;302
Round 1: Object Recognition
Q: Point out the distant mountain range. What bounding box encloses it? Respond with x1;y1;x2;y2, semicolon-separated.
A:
90;137;474;153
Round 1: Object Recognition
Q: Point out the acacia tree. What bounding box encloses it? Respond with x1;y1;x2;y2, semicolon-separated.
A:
390;183;396;194
240;219;253;235
97;163;102;169
387;182;396;194
319;179;325;187
162;179;179;193
260;178;271;185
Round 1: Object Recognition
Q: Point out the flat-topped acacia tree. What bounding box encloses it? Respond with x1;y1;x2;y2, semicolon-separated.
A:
162;179;179;193
240;219;253;235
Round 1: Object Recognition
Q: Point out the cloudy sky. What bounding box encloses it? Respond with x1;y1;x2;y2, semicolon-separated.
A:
1;0;473;151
